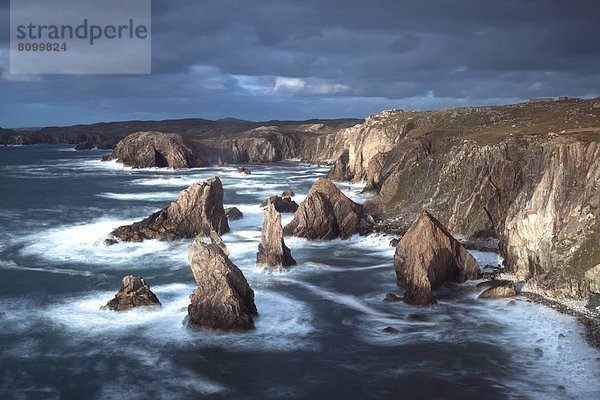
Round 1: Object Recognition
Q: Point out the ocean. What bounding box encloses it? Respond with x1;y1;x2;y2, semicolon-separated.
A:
0;144;599;399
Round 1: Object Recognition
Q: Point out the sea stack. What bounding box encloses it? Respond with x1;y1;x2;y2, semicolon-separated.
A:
257;203;296;268
102;275;161;311
101;131;206;169
283;178;371;240
186;237;258;331
111;177;229;242
394;211;480;305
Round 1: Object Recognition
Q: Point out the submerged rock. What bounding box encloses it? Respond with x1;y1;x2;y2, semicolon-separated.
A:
260;195;299;213
383;293;402;302
383;326;400;334
112;177;229;242
102;131;206;169
394;211;480;306
186;237;257;332
479;281;518;298
237;167;252;175
283;178;371;240
257;203;296;268
224;206;243;221
103;275;161;311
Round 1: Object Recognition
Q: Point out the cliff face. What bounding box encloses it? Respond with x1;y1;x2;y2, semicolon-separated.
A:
330;100;600;302
503;138;600;299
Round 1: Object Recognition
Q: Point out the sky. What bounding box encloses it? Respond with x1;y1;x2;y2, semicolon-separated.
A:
1;0;599;128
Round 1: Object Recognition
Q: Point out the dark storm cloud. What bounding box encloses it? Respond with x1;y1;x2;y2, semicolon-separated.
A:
1;0;599;127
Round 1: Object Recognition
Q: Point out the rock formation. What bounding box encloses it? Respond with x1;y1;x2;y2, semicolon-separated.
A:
186;237;257;331
102;131;206;169
281;188;295;198
112;177;229;242
394;211;481;305
478;281;518;299
260;195;299;213
103;275;161;311
237;167;252;175
284;178;371;239
209;229;229;255
257;203;296;268
224;206;244;221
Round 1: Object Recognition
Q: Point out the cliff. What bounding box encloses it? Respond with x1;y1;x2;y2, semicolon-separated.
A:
328;99;600;302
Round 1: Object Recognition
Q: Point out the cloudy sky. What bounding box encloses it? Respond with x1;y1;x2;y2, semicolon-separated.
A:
1;0;599;127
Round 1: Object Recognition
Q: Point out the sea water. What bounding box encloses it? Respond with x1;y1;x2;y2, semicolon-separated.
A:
0;145;599;399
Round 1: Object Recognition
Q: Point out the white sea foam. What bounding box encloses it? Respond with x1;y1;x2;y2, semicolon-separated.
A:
131;177;194;187
0;260;98;277
19;219;188;266
98;191;179;201
42;284;316;352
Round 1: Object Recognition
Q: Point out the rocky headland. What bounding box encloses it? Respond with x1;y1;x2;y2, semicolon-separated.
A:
101;131;206;168
5;98;600;329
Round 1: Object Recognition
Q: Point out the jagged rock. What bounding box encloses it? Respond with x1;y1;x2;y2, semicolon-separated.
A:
112;177;229;242
383;293;402;302
237;167;252;175
479;281;518;298
284;178;371;239
282;188;295;198
186;237;257;331
389;238;399;247
260;195;299;213
75;140;95;150
328;149;353;181
256;203;296;267
394;211;481;306
102;276;161;311
224;206;244;221
209;229;229;256
103;238;118;246
102;131;206;169
475;279;513;291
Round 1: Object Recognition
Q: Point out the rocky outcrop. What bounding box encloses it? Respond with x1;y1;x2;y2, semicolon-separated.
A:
186;237;257;331
102;131;206;169
224;207;243;221
342;101;600;303
283;178;371;239
103;276;161;311
112;177;229;241
257;203;296;268
282;188;295;198
478;281;518;299
394;211;480;305
260;195;299;213
328;150;353;180
237;167;252;175
502;139;600;300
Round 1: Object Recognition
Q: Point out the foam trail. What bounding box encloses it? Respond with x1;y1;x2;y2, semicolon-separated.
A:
0;260;98;277
279;277;432;327
98;192;179;201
